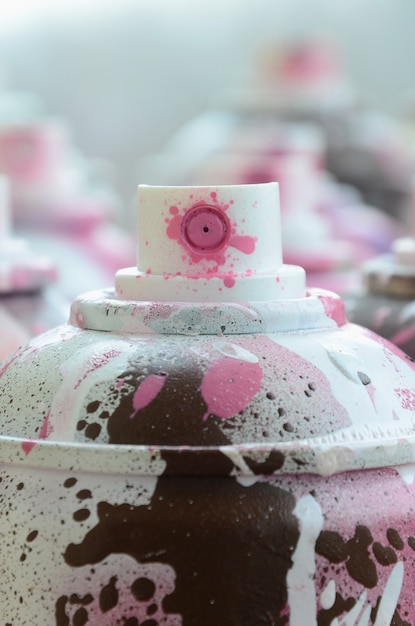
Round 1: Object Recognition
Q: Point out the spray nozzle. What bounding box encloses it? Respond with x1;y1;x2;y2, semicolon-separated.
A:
181;204;231;254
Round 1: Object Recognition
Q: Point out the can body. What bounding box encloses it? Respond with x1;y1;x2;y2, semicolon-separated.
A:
1;454;414;626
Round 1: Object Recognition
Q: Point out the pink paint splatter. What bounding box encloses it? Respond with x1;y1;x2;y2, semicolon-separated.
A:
0;344;27;377
229;234;256;254
366;383;377;409
223;276;236;289
131;373;168;417
165;200;255;266
74;310;85;330
21;411;51;455
21;440;35;455
166;212;182;243
394;388;415;411
315;292;347;327
200;356;263;420
142;303;178;325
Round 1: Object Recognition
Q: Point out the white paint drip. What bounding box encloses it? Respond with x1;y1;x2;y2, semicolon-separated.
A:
214;341;259;363
320;579;336;610
331;591;367;625
373;562;404;626
394;463;415;485
286;494;404;626
48;340;137;440
287;494;324;626
328;562;404;626
357;605;372;626
218;446;257;485
325;344;367;383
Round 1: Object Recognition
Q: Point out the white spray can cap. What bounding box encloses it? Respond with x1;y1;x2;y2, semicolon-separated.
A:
115;182;305;302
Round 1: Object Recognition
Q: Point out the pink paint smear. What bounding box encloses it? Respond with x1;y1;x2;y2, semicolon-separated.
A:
21;411;51;455
394;388;415;411
316;292;347;327
131;373;169;417
200;356;263;421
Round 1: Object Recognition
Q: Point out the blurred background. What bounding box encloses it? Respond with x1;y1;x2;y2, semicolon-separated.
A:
1;0;415;211
2;0;415;359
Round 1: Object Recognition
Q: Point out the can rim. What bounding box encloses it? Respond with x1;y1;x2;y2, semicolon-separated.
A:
0;433;413;478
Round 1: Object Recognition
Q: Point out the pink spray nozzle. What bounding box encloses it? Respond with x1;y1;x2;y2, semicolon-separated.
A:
181;204;231;254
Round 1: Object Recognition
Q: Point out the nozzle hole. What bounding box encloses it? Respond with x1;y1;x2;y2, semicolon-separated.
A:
181;205;231;254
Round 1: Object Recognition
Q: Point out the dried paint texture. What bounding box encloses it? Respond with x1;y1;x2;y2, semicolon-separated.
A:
62;476;299;626
0;329;358;447
1;318;415;451
76;334;350;447
1;464;415;624
0;296;415;623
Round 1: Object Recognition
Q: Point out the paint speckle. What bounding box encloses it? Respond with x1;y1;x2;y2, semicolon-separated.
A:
99;576;119;612
394;388;415;410
223;276;235;289
131;577;156;601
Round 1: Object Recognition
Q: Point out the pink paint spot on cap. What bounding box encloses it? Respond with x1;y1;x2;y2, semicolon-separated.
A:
223;276;236;289
131;372;168;416
229;234;257;255
200;356;263;420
